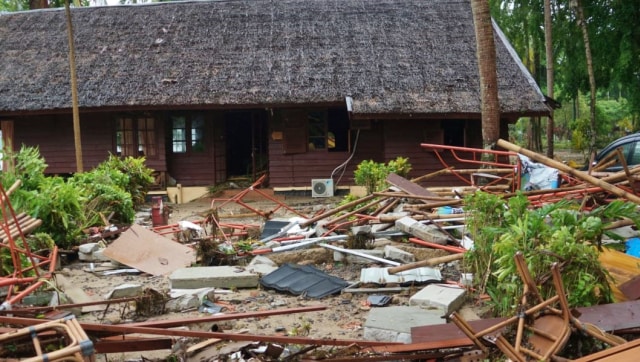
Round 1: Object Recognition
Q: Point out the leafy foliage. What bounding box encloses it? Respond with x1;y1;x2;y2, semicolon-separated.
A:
464;192;638;317
0;146;154;249
91;154;155;208
354;157;411;195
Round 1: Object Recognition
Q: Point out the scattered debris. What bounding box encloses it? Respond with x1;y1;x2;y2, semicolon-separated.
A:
4;139;640;360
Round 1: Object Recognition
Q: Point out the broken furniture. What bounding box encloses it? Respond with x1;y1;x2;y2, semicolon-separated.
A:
0;315;94;362
451;252;624;361
450;252;572;361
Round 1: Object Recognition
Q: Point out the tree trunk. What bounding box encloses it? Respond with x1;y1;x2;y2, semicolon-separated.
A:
575;0;597;154
470;0;500;152
544;0;555;158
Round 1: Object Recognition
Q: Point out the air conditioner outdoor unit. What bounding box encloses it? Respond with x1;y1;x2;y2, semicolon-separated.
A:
311;179;334;197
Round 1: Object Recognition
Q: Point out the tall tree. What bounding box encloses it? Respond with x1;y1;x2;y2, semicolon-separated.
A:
544;0;554;158
573;0;597;154
471;0;501;151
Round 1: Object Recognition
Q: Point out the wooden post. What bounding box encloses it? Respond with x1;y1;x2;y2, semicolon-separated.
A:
65;1;83;173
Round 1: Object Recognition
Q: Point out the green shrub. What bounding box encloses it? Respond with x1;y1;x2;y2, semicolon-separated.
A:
354;157;412;194
0;146;154;249
464;192;639;317
93;154;155;207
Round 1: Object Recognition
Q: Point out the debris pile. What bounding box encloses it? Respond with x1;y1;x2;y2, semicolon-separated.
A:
2;139;640;361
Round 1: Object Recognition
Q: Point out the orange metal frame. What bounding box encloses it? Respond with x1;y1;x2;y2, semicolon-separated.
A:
210;174;308;219
420;143;522;193
0;182;57;310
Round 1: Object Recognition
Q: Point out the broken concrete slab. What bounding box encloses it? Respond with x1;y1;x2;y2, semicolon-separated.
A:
395;216;448;245
169;265;277;290
360;267;441;285
105;283;143;299
103;224;196;276
364;306;445;343
383;245;416;263
409;284;466;316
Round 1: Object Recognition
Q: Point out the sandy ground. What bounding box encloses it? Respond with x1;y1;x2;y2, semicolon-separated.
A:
51;191;463;361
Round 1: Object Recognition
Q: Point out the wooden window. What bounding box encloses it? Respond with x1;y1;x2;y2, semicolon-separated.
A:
281;108;349;154
171;113;206;154
443;120;466;146
116;116;157;157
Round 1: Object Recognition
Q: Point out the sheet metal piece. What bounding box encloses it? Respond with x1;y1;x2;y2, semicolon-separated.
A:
260;264;349;298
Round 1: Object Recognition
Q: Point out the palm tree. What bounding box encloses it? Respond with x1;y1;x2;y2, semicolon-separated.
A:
471;0;500;152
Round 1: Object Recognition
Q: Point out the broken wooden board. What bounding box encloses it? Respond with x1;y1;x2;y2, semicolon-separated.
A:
103;224;196;276
386;173;440;199
598;247;640;302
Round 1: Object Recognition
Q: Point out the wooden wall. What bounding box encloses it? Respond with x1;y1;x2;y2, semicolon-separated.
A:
268;117;489;189
166;113;217;187
268;121;384;188
12;113;167;175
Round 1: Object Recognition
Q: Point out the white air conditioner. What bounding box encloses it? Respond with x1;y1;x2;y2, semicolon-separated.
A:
311;179;334;197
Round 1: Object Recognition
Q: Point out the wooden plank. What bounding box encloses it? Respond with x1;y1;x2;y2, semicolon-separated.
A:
619;275;640;300
102;224;196;276
598;247;640;302
410;299;640;348
386;172;439;198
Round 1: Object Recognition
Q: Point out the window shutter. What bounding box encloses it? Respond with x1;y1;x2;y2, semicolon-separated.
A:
282;110;307;154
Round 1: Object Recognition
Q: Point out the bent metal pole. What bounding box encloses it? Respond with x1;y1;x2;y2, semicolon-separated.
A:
496;139;640;204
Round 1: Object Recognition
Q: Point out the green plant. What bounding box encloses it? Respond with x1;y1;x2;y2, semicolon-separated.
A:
0;146;153;249
387;156;411;178
353;157;412;194
93;154;155;208
464;192;637;317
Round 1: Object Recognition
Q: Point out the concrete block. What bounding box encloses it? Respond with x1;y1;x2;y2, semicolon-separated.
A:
395;216;448;245
105;283;143;299
383;245;416;263
364;306;445;343
165;294;201;312
409;284;466;316
169;266;271;289
248;255;278;268
333;249;385;264
79;243;99;254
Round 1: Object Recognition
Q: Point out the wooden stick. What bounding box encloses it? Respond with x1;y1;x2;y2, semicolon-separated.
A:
410;167;455;184
300;194;376;228
387;253;464;274
373;191;452;201
496;139;640;204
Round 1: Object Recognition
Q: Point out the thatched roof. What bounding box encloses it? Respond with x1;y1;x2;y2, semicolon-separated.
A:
0;0;549;117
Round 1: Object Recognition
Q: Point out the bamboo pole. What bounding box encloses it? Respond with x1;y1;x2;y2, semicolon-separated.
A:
299;194;376;228
496;139;640;204
387;253;465;274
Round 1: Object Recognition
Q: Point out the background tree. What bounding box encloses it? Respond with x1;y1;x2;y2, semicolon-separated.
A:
491;0;640;155
544;0;554;158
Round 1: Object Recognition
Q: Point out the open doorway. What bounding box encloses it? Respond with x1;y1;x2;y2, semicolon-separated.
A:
224;110;268;180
